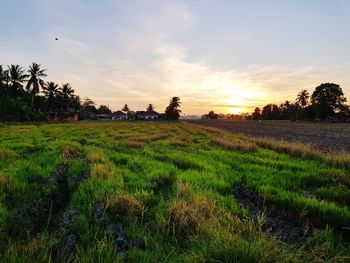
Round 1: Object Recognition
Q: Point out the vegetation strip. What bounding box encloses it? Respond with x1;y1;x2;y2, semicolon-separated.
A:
0;121;349;262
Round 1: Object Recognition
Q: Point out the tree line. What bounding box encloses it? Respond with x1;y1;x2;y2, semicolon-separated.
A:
81;97;182;120
0;63;80;121
0;62;182;121
203;83;349;121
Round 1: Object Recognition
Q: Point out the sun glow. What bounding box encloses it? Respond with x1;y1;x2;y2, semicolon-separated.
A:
229;107;244;114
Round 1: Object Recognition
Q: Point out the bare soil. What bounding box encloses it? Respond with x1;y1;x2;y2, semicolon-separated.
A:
233;184;308;242
186;120;350;152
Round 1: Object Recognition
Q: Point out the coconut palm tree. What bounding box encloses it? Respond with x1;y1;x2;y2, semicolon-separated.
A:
26;63;47;109
122;104;130;113
60;83;75;111
165;97;182;120
147;104;154;112
7;64;28;97
0;66;9;96
43;81;59;111
296;89;309;108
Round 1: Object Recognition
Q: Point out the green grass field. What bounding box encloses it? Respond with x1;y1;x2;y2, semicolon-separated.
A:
0;121;349;262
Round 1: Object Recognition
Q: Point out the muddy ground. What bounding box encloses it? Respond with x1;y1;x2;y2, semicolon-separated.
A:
186;120;350;152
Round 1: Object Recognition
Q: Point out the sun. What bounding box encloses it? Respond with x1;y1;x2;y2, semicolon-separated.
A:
229;107;243;115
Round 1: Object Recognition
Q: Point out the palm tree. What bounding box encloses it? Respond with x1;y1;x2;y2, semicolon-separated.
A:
7;65;28;97
147;104;154;112
165;97;182;120
0;66;9;96
60;83;75;112
26;63;47;109
296;89;309;108
122;104;130;113
43;81;59;111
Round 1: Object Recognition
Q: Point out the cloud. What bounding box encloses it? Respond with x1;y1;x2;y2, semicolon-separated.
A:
1;0;350;115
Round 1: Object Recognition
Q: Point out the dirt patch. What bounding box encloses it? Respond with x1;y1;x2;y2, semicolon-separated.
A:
187;120;350;153
6;164;82;241
91;201;146;253
233;184;308;243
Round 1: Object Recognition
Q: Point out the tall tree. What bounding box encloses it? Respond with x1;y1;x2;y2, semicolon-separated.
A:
43;81;59;111
262;104;280;120
7;65;28;97
296;89;309;108
26;63;47;109
97;105;112;114
165;97;182;120
147;104;154;112
122;104;130;113
81;97;97;116
60;83;75;112
252;107;261;120
0;66;9;96
311;83;347;119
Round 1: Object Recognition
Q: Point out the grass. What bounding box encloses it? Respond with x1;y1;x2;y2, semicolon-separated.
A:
0;121;349;262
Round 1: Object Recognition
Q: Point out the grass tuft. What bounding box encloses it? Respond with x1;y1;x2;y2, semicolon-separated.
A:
0;149;18;159
176;180;192;198
107;194;146;216
90;163;115;179
212;135;257;152
164;196;217;238
61;142;80;160
0;172;11;190
119;141;144;149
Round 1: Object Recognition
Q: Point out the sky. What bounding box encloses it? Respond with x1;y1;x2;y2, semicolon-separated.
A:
1;0;350;115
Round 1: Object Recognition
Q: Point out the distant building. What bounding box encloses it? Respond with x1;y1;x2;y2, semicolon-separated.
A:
136;110;159;120
112;111;128;120
49;112;79;122
95;114;112;120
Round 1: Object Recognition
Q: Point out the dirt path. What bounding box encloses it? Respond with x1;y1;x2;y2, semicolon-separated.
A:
186;120;350;152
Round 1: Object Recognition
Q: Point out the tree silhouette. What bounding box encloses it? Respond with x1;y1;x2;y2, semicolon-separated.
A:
252;107;261;120
60;83;75;112
311;83;347;119
206;110;219;119
122;104;130;113
165;97;182;120
0;66;9;96
147;104;154;112
97;105;112;114
296;90;309;107
8;65;28;97
26;63;47;109
43;81;59;111
262;104;280;120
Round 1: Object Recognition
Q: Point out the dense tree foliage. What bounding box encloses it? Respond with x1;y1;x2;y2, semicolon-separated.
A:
311;83;348;119
203;84;349;121
202;110;219;119
0;63;80;121
253;84;349;121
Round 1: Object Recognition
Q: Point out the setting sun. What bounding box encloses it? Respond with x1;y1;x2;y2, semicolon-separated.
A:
229;107;244;114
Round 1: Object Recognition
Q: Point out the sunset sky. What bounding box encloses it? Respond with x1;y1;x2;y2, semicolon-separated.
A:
1;0;350;115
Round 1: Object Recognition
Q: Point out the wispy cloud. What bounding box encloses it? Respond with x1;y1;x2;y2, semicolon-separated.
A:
1;0;349;114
